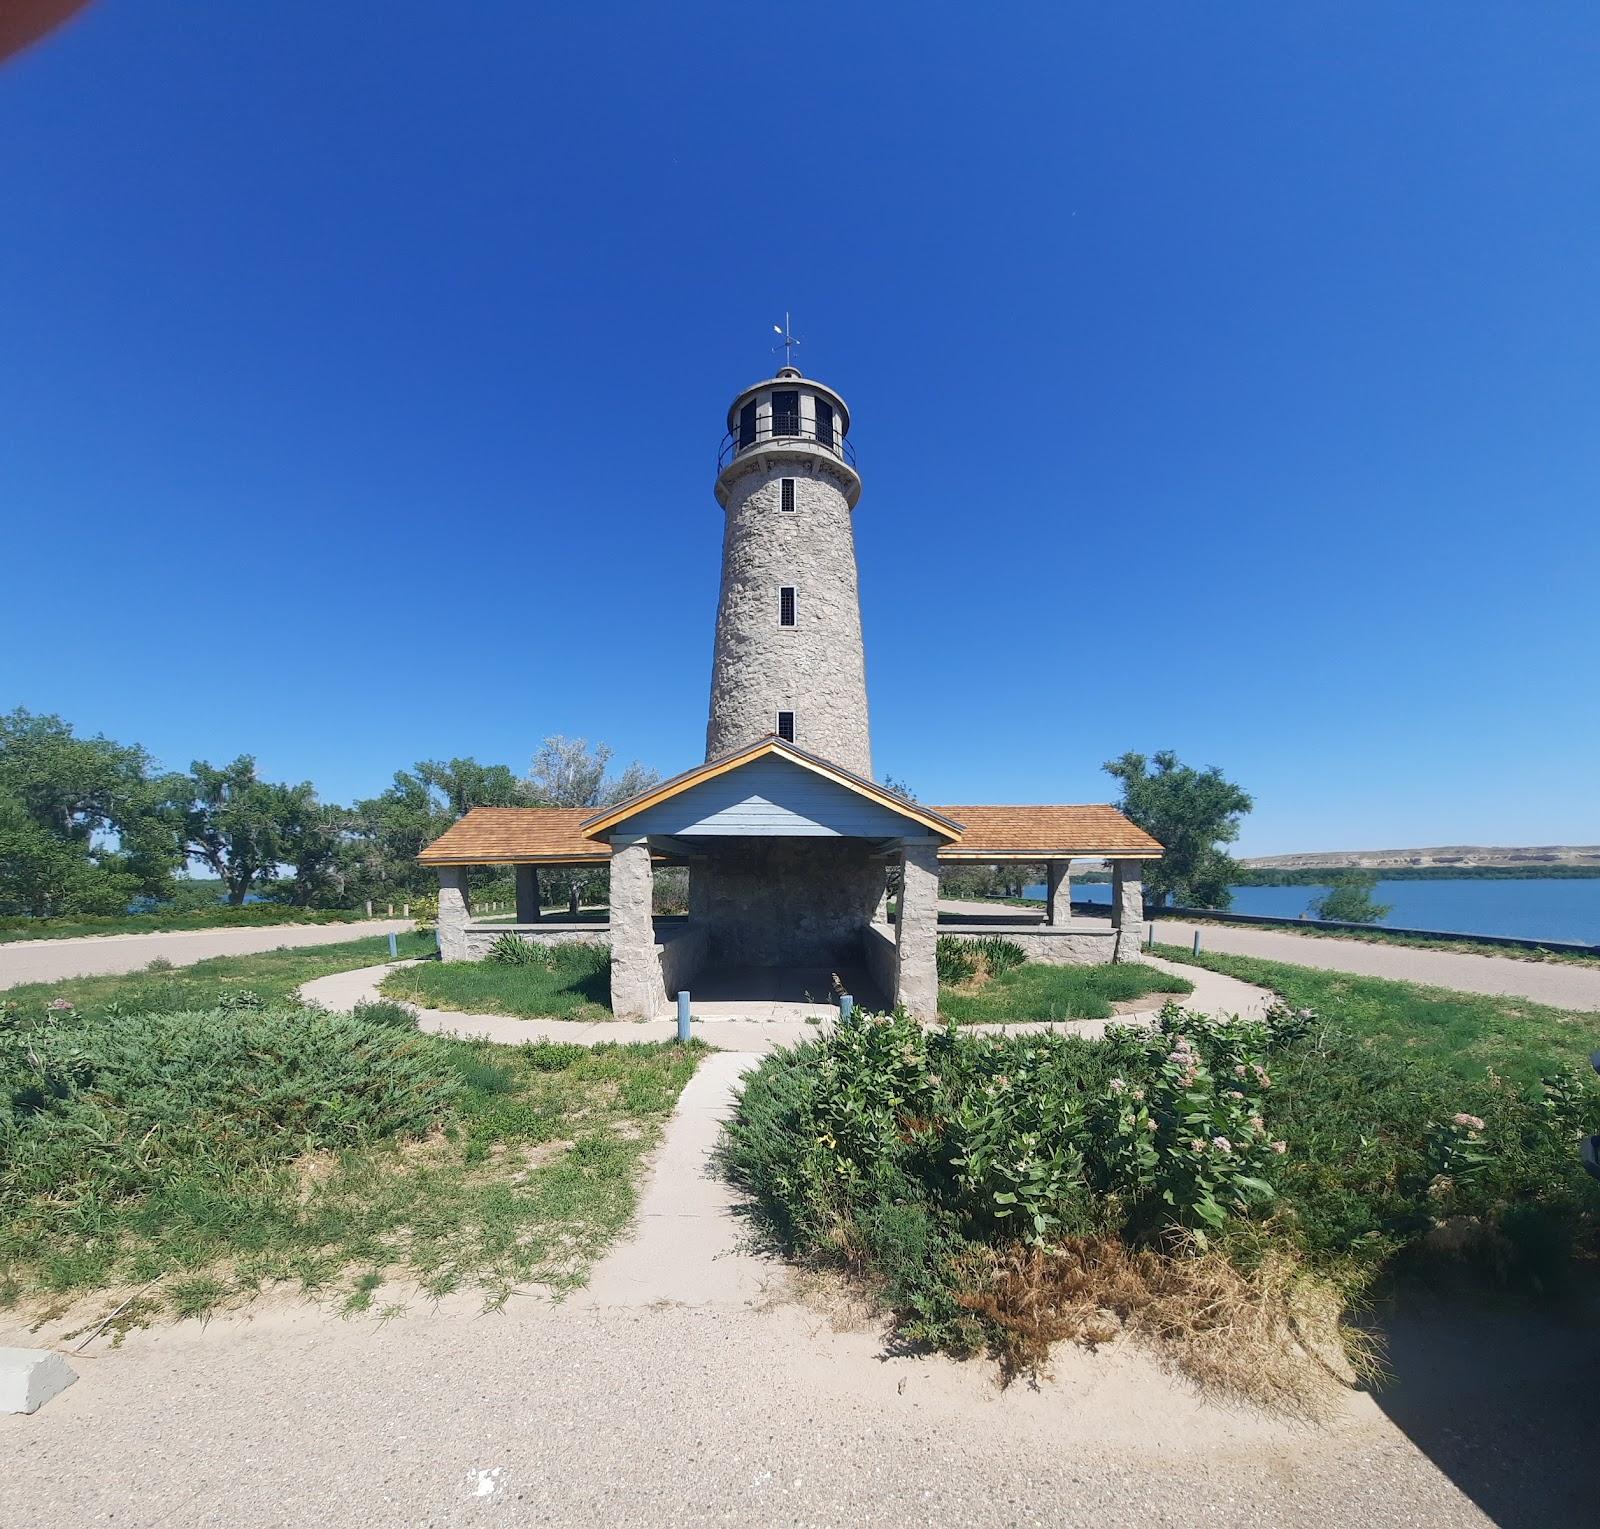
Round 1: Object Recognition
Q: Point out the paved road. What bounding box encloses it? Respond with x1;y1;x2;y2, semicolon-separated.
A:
1152;916;1600;1012
0;919;414;990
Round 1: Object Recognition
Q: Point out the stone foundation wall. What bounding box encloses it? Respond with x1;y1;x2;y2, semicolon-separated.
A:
461;924;610;961
860;923;898;1009
941;925;1118;966
690;839;884;966
657;921;708;1001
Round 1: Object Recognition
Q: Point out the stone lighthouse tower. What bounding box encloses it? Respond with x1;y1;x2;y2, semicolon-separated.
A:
706;365;872;777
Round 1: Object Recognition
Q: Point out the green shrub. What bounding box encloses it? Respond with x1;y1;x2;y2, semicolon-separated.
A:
970;936;1027;975
1;1005;461;1217
721;1002;1600;1362
488;932;549;967
350;998;418;1031
936;936;980;984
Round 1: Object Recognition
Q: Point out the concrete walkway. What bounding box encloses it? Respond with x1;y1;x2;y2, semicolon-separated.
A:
1153;915;1600;1011
298;954;1271;1055
0;918;413;991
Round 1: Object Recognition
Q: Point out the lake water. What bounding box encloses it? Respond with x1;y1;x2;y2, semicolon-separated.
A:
1021;878;1600;945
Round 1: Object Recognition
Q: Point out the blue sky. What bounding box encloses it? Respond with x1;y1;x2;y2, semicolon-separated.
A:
2;2;1596;857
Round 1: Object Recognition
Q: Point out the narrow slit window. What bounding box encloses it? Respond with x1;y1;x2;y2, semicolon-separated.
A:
776;710;795;742
780;478;795;511
738;400;757;448
779;586;796;626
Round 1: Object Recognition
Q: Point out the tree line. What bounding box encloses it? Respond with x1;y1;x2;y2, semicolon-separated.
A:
0;709;658;918
0;709;1256;920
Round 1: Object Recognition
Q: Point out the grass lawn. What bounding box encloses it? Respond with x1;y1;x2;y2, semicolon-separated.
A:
939;961;1193;1023
381;945;613;1022
1156;943;1600;1088
2;936;700;1326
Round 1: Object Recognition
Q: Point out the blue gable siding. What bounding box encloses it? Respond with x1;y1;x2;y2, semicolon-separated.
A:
614;756;925;838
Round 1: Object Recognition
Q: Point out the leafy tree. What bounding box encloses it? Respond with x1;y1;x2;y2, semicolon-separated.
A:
415;758;524;818
1308;872;1392;925
0;792;142;916
346;757;527;904
525;736;658;811
270;793;352;907
881;775;917;801
180;756;305;905
524;737;659;914
1102;750;1253;909
0;709;182;915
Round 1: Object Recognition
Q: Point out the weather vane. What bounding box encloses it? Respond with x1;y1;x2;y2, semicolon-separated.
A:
772;312;801;369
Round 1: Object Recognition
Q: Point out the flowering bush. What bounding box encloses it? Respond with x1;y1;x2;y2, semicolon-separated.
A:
721;997;1599;1365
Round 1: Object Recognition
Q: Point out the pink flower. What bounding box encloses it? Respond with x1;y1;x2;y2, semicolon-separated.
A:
1249;1115;1265;1133
47;998;73;1011
1233;1064;1247;1078
1225;1090;1244;1100
1109;1078;1127;1094
1452;1113;1485;1132
1131;1087;1146;1101
1188;1138;1205;1152
1144;1118;1157;1132
1253;1066;1271;1088
1213;1137;1233;1154
1271;1140;1287;1154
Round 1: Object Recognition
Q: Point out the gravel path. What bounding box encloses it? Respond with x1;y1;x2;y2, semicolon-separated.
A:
0;919;414;991
1152;917;1600;1011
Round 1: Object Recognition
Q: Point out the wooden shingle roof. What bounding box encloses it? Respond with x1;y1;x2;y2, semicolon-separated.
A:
417;793;1161;866
416;807;608;866
928;804;1162;860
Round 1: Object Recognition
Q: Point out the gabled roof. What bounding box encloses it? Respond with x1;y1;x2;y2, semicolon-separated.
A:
417;807;607;866
580;736;965;841
928;804;1162;860
413;768;1163;866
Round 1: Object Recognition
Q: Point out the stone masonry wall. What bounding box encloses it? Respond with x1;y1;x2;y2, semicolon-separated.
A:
689;838;884;966
461;924;609;961
940;926;1115;966
705;466;872;776
860;923;898;1008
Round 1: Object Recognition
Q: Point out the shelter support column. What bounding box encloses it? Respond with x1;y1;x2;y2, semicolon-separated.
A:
437;866;472;961
514;865;542;923
1046;860;1071;925
1111;859;1144;962
894;839;940;1020
609;836;660;1020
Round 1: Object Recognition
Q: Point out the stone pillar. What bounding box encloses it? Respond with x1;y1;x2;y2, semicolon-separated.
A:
1046;860;1071;925
1111;859;1145;962
608;836;661;1020
437;866;472;962
514;864;542;923
894;840;940;1021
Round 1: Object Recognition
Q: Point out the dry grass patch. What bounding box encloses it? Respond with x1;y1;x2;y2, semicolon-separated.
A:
959;1236;1371;1416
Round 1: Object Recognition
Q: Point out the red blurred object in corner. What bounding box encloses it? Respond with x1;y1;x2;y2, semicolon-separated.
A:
0;0;95;63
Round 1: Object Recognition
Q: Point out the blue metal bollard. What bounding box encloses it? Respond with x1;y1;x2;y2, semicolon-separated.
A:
839;993;854;1020
677;990;691;1043
388;932;398;958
